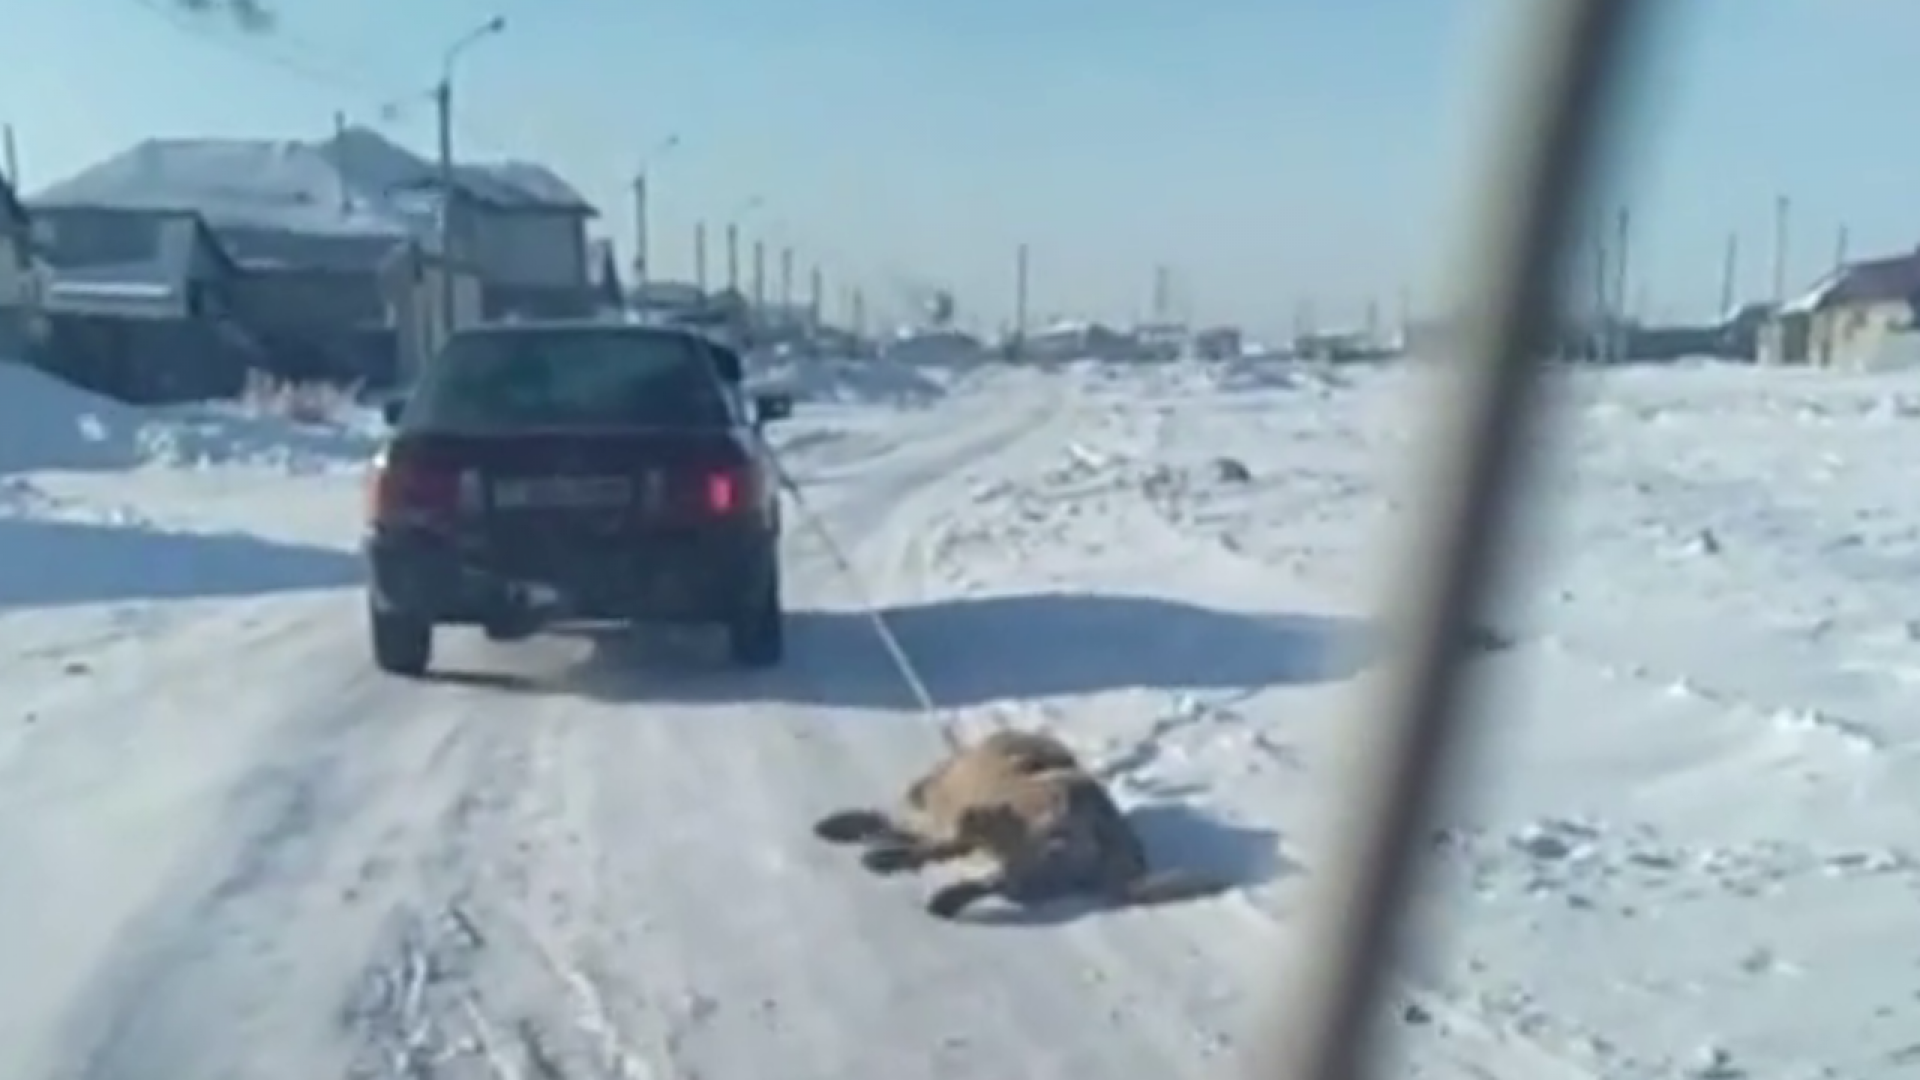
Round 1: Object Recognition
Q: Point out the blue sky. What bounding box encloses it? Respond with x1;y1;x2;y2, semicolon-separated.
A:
5;0;1919;335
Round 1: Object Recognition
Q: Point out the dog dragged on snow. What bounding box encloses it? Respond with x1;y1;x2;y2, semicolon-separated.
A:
813;729;1229;920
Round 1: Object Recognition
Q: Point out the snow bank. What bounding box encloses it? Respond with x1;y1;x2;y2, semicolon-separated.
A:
1202;352;1356;394
0;361;143;473
0;362;379;477
748;354;949;408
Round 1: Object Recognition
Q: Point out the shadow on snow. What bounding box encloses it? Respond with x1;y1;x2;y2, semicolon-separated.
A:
420;589;1375;712
0;517;359;610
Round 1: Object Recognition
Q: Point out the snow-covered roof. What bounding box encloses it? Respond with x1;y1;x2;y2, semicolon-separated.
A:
217;226;412;273
30;138;416;237
466;160;592;211
28;127;594;241
1779;271;1842;315
326;126;593;213
1781;249;1920;315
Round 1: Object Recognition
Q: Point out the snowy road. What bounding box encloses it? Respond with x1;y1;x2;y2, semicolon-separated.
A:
0;369;1288;1080
4;357;1920;1079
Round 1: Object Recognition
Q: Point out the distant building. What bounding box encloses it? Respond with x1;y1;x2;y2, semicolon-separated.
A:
32;126;600;329
1760;247;1920;369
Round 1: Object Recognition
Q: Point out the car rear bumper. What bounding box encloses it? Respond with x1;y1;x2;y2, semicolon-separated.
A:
365;523;776;625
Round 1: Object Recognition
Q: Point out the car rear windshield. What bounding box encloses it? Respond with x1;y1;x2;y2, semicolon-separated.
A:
406;328;731;431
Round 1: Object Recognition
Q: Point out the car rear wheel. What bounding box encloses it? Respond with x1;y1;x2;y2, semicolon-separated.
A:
370;604;434;676
727;576;785;669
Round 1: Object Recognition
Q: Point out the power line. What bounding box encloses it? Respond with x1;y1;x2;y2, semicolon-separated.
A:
167;0;274;33
128;0;384;98
124;0;508;154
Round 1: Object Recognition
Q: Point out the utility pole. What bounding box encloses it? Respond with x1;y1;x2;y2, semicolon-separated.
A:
1611;205;1630;362
1591;228;1609;325
725;222;740;293
4;122;21;187
694;221;708;292
808;263;823;328
631;171;650;290
778;246;794;311
630;134;678;294
1150;263;1170;323
1013;242;1030;357
851;287;866;336
429;15;507;345
751;239;766;310
332;111;350;214
1718;232;1738;316
434;75;457;344
1771;194;1790;307
1833;224;1849;271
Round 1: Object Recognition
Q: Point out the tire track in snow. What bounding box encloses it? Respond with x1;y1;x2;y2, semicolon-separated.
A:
558;673;1242;1080
334;701;563;1080
58;642;432;1078
860;367;1610;1080
122;392;1085;1080
29;368;1298;1080
56;626;602;1080
314;372;1262;1080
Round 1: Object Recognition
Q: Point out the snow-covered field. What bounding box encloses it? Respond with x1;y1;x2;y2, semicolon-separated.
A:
2;353;1918;1080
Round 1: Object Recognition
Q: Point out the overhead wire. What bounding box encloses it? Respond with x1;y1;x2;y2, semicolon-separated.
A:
123;0;510;156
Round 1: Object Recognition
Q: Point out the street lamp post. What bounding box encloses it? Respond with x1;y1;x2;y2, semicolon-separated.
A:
751;239;766;311
694;221;709;292
434;14;507;344
725;195;764;295
631;133;681;295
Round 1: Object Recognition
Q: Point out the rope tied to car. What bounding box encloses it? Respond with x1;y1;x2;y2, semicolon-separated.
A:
762;451;965;751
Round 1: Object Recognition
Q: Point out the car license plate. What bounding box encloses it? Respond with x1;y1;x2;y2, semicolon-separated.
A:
492;475;633;509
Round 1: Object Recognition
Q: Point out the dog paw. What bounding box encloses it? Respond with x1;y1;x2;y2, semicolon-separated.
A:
926;881;989;919
814;809;890;844
861;845;920;874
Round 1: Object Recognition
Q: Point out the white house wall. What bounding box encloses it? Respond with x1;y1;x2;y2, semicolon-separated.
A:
459;208;587;289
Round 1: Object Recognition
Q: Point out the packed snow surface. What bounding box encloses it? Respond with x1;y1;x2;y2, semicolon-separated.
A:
2;355;1918;1079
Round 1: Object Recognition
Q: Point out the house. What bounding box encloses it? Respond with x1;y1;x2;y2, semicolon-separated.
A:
323;126;598;319
377;241;484;386
220;226;481;386
29;205;241;320
1021;318;1136;361
0;173;44;359
25;205;260;401
384;161;598;320
1760;248;1920;369
31;126;599;332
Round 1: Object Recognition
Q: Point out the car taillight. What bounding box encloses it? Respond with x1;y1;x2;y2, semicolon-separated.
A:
368;458;461;524
705;468;741;514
